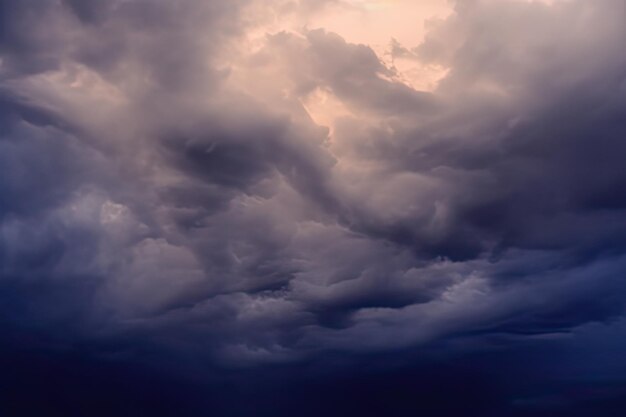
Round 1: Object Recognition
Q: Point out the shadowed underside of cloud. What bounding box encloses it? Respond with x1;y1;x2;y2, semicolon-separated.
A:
1;0;626;414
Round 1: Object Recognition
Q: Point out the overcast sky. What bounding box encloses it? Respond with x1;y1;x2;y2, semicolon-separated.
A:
1;0;626;416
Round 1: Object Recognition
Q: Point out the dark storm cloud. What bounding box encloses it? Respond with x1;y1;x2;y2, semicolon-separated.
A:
262;28;437;116
1;2;626;413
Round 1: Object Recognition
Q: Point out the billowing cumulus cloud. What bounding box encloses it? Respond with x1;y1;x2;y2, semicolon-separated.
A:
1;0;626;415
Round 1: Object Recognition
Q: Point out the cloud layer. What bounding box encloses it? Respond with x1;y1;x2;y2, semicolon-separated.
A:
1;0;626;389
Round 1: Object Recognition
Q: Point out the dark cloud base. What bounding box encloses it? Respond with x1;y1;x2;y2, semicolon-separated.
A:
3;335;626;417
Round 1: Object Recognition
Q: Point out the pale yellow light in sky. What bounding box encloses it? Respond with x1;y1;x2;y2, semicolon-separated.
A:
300;0;451;126
311;0;451;52
234;0;453;130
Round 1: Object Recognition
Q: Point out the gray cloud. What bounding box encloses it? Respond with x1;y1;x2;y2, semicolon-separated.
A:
0;0;625;376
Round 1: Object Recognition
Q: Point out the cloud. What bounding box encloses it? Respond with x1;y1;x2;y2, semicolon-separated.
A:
0;0;625;387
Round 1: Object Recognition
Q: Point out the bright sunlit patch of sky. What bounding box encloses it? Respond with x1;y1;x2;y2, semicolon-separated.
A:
313;0;451;51
232;0;452;130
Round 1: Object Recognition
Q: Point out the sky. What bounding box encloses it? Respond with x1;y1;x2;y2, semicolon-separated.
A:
1;0;626;416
